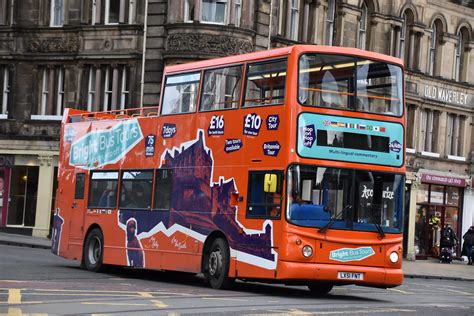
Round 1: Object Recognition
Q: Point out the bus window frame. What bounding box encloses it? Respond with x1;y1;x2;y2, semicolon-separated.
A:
152;168;173;211
245;170;284;220
242;58;288;109
87;170;120;209
296;52;405;118
160;71;202;116
119;169;154;211
198;63;245;113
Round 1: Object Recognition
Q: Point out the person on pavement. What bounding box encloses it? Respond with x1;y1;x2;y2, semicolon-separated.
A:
462;226;474;265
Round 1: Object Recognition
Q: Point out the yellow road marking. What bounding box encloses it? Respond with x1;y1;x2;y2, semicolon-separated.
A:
202;297;247;302
5;307;22;316
82;302;149;306
138;292;154;298
388;288;414;294
151;300;168;308
7;290;21;305
442;288;472;296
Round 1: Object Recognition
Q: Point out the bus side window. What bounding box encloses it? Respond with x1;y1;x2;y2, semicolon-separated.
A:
88;171;119;209
243;59;287;107
75;173;85;199
154;169;173;210
246;171;282;219
200;65;243;111
119;170;153;210
161;72;201;115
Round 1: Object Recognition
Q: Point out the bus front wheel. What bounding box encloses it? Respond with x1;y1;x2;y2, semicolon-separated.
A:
205;238;234;290
307;282;333;295
83;228;104;272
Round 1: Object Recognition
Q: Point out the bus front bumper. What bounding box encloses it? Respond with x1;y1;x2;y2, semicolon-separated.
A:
278;261;403;288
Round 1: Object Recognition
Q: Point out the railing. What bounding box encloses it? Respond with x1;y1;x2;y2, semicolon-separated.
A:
69;106;160;123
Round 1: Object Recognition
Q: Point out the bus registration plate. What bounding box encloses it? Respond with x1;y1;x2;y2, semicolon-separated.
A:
338;272;364;280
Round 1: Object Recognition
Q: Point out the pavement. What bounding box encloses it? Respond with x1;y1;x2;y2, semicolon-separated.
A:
0;232;473;282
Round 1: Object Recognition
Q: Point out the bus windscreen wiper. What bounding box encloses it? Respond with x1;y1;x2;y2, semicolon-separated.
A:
318;205;352;233
374;223;385;239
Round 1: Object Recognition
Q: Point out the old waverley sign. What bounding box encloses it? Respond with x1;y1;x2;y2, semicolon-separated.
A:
69;119;143;169
423;85;471;106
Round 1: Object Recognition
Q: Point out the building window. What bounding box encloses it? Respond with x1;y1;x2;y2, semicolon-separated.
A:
202;0;227;24
0;0;14;26
325;0;336;45
94;0;134;25
358;1;368;49
289;0;299;40
1;66;9;119
50;0;64;27
398;9;418;69
428;20;443;76
454;27;469;82
420;109;439;153
86;65;130;112
234;0;241;27
399;15;406;60
446;114;465;157
33;67;64;120
406;104;416;150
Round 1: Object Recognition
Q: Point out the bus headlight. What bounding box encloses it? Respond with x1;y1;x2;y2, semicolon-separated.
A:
389;251;399;263
302;245;313;258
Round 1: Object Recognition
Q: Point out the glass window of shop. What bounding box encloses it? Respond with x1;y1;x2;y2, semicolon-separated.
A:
414;183;463;259
7;167;39;227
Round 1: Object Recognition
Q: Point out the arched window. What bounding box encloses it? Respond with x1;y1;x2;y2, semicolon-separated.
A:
325;0;336;45
428;19;443;76
358;1;368;49
454;27;469;82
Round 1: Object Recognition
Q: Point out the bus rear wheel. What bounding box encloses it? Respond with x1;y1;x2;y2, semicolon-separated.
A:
205;238;234;290
307;282;333;295
83;228;104;272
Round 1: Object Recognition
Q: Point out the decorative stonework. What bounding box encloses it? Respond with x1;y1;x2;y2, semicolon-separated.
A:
167;33;253;56
25;37;79;53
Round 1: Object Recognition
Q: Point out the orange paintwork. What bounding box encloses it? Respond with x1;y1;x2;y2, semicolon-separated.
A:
53;45;405;289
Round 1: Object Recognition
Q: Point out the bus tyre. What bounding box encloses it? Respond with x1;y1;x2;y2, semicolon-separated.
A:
205;238;234;290
83;228;104;272
307;282;333;295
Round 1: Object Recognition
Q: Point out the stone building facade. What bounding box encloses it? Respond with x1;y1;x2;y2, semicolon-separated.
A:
1;0;473;264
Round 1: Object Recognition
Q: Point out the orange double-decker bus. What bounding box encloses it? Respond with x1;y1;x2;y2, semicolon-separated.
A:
52;45;405;294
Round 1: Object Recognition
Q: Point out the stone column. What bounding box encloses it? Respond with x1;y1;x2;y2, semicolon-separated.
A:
32;155;55;238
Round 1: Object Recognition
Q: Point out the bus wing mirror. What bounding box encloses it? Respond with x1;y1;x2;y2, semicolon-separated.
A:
230;191;240;207
264;174;277;193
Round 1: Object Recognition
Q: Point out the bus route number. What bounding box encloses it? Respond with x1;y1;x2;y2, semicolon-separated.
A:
243;113;262;136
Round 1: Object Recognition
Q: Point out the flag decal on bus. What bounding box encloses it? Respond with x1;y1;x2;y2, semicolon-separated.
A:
69;119;143;169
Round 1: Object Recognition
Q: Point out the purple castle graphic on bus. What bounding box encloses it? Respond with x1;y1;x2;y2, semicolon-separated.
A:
118;130;276;269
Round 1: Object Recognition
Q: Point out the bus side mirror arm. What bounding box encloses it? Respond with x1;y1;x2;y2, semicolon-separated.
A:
230;191;242;207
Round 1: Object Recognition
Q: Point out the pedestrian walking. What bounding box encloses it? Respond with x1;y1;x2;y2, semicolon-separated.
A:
462;226;474;265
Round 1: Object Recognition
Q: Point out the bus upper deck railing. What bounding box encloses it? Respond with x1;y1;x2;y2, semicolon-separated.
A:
69;106;160;123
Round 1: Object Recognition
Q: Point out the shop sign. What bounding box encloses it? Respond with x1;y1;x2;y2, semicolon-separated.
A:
423;85;471;106
0;155;14;167
421;174;465;187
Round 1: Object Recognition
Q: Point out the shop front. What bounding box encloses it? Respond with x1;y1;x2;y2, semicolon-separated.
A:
414;173;465;259
0;152;58;237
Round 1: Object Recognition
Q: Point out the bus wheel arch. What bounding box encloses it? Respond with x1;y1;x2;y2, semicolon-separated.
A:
202;231;234;290
82;224;104;272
